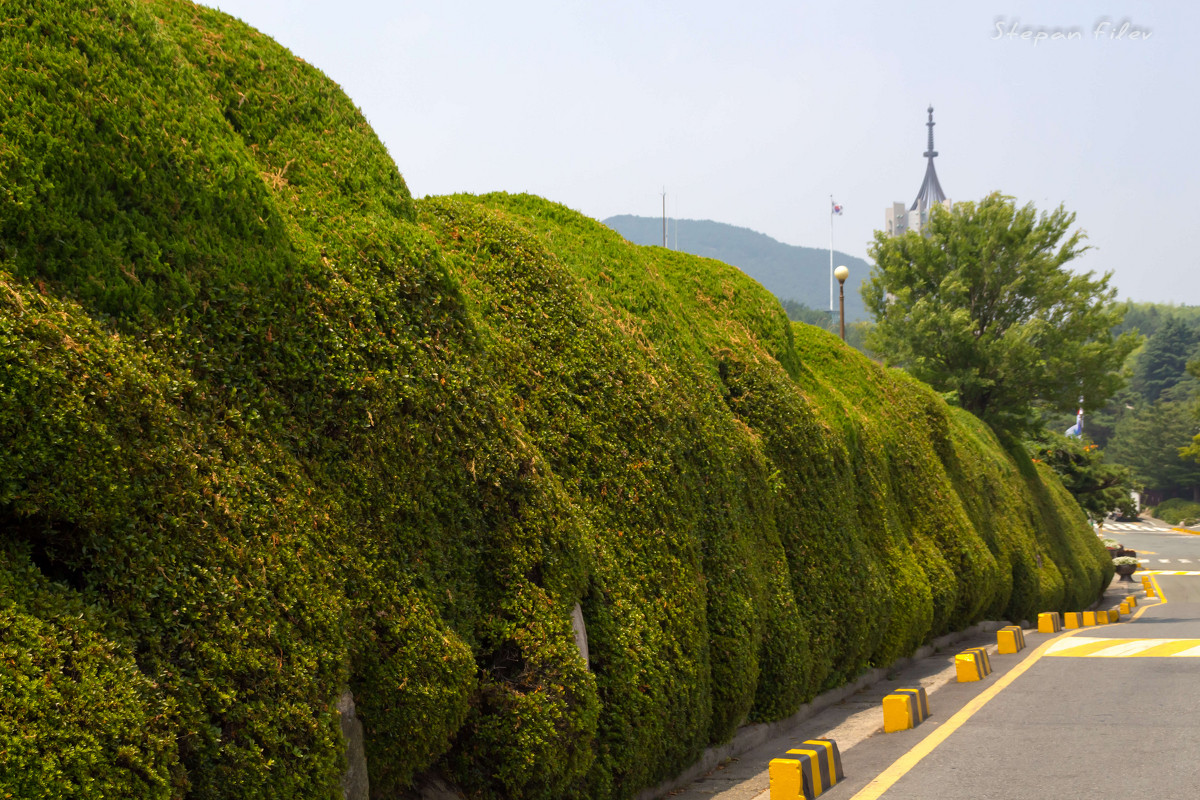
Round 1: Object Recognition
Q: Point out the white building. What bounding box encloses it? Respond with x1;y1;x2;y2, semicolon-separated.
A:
885;106;950;236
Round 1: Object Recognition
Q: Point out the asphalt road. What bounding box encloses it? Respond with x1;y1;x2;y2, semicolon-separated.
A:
1100;517;1200;570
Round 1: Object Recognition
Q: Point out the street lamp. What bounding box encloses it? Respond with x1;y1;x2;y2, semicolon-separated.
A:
834;265;849;340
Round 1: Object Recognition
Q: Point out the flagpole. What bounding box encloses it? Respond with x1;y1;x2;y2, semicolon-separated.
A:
829;195;834;313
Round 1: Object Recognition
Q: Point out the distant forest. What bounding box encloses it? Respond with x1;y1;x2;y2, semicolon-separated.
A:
1045;301;1200;505
603;215;872;324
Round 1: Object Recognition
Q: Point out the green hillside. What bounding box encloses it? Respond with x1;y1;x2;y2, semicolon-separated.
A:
0;3;1109;799
603;215;872;323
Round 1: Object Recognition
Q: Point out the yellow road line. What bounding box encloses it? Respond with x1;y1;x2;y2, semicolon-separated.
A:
1150;574;1167;606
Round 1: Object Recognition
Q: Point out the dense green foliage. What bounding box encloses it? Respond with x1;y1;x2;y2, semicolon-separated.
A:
864;193;1141;435
1;4;1111;799
1150;498;1200;526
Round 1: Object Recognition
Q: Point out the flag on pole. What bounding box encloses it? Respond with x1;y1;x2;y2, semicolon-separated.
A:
831;200;844;216
1065;406;1083;438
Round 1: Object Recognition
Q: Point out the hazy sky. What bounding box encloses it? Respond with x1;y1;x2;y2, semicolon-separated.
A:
203;0;1198;305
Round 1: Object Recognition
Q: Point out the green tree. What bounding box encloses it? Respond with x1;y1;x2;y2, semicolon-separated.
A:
1133;316;1200;403
864;193;1141;435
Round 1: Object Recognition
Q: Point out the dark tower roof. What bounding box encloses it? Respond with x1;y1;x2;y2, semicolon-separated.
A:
910;105;946;212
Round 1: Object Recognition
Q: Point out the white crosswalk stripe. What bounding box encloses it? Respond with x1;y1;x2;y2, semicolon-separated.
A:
1093;640;1175;657
1100;524;1179;532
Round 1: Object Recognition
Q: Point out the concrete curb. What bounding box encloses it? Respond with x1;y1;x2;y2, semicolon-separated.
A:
636;621;1009;800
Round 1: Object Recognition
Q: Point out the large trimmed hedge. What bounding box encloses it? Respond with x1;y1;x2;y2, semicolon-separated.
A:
1;3;1111;799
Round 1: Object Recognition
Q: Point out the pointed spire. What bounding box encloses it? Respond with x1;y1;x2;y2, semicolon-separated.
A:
923;105;937;159
911;105;946;212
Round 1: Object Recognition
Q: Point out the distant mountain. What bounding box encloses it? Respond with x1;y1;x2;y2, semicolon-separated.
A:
603;215;872;323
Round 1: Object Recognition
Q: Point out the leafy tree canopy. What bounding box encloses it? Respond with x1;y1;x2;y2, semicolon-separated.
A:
864;192;1141;435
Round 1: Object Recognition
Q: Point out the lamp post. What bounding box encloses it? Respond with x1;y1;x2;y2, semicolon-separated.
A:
834;265;849;340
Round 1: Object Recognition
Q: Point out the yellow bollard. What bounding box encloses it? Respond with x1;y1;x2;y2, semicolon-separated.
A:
784;739;842;796
1038;612;1062;633
1063;612;1082;629
997;625;1026;654
883;688;930;733
955;648;992;682
769;758;808;800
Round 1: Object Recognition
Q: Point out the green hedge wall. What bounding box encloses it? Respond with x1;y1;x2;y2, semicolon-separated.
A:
0;3;1111;799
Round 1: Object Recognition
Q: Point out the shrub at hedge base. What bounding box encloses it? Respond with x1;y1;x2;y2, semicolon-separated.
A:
0;3;1111;799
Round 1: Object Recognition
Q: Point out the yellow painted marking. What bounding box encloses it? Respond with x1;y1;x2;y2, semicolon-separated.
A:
1152;574;1168;604
1045;638;1135;657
